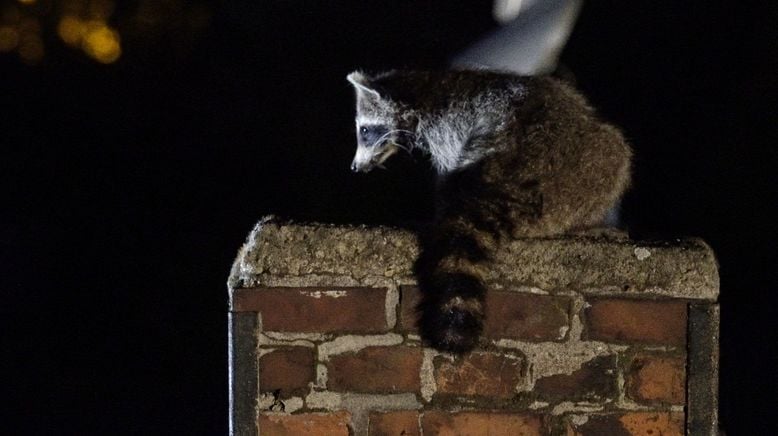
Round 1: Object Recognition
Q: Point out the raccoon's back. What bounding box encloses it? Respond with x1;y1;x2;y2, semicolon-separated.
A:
499;76;633;233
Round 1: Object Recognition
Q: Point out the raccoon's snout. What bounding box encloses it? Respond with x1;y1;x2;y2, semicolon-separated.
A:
351;147;374;173
350;160;365;172
351;143;399;173
350;157;374;173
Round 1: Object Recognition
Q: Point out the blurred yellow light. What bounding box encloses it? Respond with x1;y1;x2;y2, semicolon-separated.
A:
17;0;36;5
18;36;43;64
58;15;85;46
0;25;19;52
82;24;120;63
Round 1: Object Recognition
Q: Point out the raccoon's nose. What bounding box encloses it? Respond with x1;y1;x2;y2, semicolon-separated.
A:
350;161;358;172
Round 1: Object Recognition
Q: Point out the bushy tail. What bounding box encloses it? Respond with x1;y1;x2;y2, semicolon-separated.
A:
414;221;494;353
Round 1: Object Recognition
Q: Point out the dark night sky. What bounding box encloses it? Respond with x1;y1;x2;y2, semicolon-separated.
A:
2;1;776;434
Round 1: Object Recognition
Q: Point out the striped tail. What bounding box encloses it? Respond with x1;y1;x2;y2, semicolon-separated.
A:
414;221;494;353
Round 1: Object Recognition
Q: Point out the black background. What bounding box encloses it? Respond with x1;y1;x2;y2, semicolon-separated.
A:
2;1;776;434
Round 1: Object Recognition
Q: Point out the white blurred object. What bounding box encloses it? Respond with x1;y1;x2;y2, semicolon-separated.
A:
452;0;583;75
493;0;533;23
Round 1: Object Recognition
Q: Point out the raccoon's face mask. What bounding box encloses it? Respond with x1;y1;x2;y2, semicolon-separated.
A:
347;71;409;173
351;124;401;173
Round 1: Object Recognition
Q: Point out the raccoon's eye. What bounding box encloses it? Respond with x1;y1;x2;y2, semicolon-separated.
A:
359;125;389;146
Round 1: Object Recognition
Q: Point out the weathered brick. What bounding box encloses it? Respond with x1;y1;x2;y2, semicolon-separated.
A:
533;355;618;402
422;412;544;436
484;292;571;341
399;286;571;341
434;352;522;399
327;346;422;393
566;412;684;436
259;347;315;398
399;288;571;342
626;353;686;405
368;411;420;436
233;287;387;333
398;286;421;332
584;299;687;345
258;411;351;435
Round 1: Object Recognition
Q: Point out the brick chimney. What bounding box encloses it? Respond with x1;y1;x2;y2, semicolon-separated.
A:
228;217;719;435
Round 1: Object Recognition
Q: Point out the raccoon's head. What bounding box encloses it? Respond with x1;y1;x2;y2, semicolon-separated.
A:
347;71;413;173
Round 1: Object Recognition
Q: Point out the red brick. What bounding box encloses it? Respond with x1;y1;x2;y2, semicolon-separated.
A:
399;286;422;332
619;412;684;435
533;355;618;402
484;292;571;341
584;299;687;345
327;346;422;393
369;411;420;436
422;412;544;436
258;411;351;435
434;352;522;399
566;412;684;436
259;347;315;397
233;287;387;333
626;353;686;404
400;288;571;342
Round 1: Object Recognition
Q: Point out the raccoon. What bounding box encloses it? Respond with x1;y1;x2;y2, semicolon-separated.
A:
347;69;632;353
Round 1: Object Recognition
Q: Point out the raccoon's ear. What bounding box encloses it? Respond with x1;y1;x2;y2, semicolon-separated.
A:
347;71;382;100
